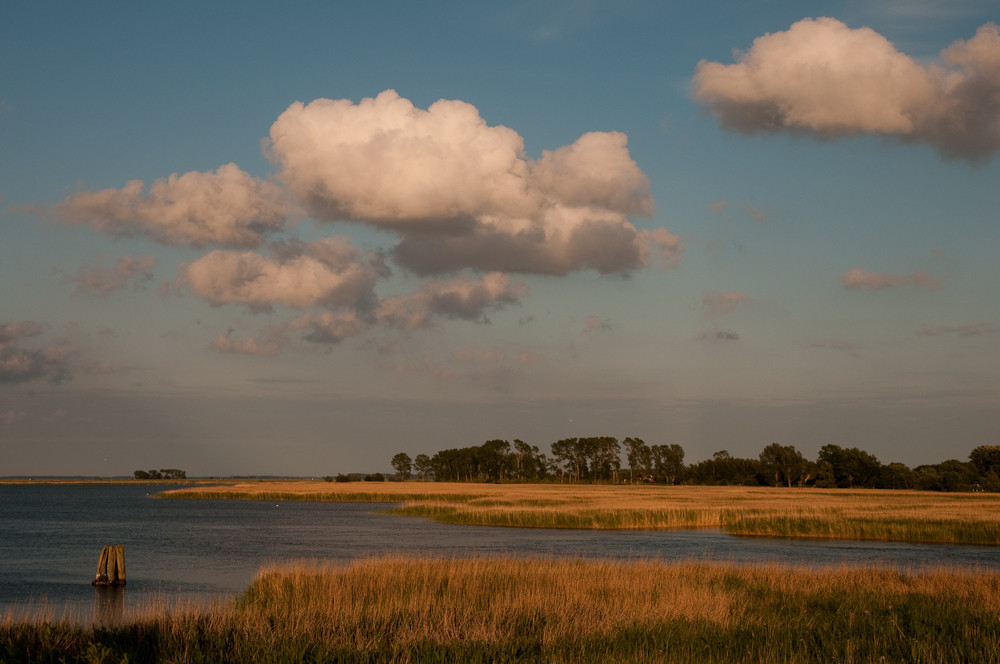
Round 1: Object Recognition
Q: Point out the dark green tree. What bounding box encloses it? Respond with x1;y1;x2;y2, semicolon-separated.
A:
759;444;807;488
550;438;577;482
881;462;916;489
914;459;978;492
414;453;432;481
651;443;685;484
686;451;762;486
816;445;883;488
512;439;543;481
480;440;511;482
391;453;413;480
970;445;1000;481
623;437;650;482
583;436;621;483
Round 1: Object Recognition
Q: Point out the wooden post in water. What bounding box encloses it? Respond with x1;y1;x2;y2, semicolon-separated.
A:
92;544;126;586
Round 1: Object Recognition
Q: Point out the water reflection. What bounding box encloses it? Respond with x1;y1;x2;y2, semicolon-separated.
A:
92;587;125;626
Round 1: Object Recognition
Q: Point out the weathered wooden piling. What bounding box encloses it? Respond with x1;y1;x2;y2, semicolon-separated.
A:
92;544;126;586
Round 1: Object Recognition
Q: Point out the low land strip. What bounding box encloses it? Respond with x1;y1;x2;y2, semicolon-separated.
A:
4;557;999;663
159;482;1000;545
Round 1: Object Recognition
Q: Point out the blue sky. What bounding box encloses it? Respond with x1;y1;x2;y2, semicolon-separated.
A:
2;0;998;476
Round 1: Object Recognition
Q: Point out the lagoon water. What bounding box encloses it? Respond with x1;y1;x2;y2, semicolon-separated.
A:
3;483;1000;622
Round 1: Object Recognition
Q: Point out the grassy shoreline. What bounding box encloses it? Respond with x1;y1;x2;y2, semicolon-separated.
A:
158;481;1000;545
4;557;1000;663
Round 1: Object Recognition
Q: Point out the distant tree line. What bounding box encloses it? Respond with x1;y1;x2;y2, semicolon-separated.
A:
389;441;1000;492
327;473;386;482
133;468;187;480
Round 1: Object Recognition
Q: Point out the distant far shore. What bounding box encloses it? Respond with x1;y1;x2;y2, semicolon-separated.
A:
0;477;247;485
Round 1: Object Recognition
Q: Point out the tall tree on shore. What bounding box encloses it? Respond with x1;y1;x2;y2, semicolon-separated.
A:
623;437;649;482
817;445;883;488
583;436;621;483
414;453;432;481
391;453;413;480
550;438;576;482
759;443;807;488
651;443;685;484
480;439;511;482
512;439;543;481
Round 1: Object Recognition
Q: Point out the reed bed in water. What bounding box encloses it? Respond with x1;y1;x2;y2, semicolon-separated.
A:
161;482;1000;545
4;557;1000;663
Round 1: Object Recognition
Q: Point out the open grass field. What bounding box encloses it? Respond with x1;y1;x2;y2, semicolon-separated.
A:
4;557;1000;663
160;481;1000;545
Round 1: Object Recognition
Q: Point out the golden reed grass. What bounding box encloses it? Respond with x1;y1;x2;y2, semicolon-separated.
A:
161;482;1000;545
234;557;736;649
242;556;1000;639
6;557;1000;662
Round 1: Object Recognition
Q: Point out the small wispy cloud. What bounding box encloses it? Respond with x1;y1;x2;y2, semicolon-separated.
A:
695;329;740;342
918;322;998;337
697;290;752;342
0;339;77;384
61;255;157;295
81;360;133;375
517;350;543;364
702;290;752;318
585;315;612;332
211;331;285;356
1;410;29;425
376;273;528;330
288;311;364;345
808;340;862;357
455;348;508;365
0;320;45;342
842;268;942;291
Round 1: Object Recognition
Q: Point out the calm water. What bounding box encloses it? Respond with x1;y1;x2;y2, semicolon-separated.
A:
3;484;1000;622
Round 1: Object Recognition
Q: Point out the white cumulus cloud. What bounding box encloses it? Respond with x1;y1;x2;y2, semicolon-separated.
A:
268;90;669;274
693;19;1000;160
179;237;383;309
54;163;297;247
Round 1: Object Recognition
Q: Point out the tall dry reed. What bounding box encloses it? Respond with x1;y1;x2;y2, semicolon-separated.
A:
7;557;1000;662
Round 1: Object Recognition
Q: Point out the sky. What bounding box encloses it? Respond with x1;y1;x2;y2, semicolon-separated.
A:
2;0;998;477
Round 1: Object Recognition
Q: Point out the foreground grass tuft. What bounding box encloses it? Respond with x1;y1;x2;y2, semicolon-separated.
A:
4;557;1000;663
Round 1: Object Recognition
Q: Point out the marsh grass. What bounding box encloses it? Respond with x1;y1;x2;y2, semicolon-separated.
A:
160;482;1000;545
5;557;1000;663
